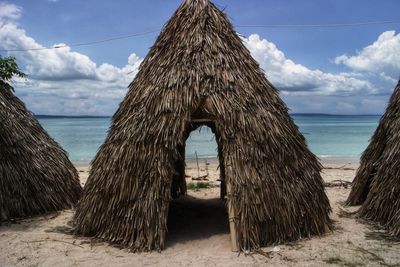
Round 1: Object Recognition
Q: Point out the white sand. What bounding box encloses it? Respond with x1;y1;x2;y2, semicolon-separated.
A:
1;160;399;267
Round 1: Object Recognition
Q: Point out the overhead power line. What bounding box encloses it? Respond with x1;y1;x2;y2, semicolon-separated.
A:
0;20;399;53
236;20;400;28
0;29;160;52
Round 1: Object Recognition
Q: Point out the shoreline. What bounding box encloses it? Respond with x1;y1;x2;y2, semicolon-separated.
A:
73;156;360;168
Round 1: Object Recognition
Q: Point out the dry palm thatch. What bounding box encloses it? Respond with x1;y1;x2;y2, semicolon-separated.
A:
0;89;82;221
347;80;400;237
74;0;332;251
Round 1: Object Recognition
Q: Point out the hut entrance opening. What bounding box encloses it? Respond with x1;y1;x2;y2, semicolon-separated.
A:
171;122;227;200
166;120;233;248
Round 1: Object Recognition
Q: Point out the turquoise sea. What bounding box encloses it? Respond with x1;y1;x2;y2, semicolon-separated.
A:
37;114;380;162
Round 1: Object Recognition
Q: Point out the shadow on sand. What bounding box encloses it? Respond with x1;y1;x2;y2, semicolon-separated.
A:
166;195;230;247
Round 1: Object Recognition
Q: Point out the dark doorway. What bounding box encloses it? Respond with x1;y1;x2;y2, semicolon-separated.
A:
166;125;230;247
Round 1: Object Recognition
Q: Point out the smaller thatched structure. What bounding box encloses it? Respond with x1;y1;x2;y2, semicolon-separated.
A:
0;88;82;221
347;80;400;237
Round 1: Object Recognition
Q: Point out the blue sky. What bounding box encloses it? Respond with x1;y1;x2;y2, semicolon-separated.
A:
0;0;399;115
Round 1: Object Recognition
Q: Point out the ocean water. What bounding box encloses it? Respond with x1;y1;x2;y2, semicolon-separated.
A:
37;114;380;162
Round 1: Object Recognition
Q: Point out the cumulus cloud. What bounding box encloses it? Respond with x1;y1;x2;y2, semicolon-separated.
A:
10;50;141;115
0;2;22;24
335;31;400;79
97;54;142;83
0;23;98;80
0;23;142;82
244;34;375;96
0;4;142;115
0;1;393;115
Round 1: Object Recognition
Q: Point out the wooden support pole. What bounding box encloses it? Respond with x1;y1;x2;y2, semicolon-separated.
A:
217;141;227;199
226;163;239;252
190;119;214;124
179;145;187;195
195;151;200;178
220;180;227;200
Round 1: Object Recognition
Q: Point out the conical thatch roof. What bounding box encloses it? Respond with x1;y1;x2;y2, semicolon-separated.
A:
74;0;332;251
0;89;82;221
347;80;400;237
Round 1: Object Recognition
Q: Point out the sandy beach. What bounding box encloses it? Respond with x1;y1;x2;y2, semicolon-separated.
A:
1;158;399;267
2;0;399;265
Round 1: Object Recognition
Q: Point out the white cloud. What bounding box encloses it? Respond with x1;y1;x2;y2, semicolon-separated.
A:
335;102;356;113
335;31;400;79
0;23;143;82
0;2;393;115
96;54;142;83
244;34;375;96
0;2;22;24
0;6;142;115
10;50;141;115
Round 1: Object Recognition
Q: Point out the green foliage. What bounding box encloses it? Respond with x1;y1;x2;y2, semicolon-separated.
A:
187;182;211;191
323;256;364;267
0;56;26;93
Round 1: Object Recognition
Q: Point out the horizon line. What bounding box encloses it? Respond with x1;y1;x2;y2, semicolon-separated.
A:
35;113;383;118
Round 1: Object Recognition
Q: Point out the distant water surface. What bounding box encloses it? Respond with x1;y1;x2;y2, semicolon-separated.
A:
37;114;380;162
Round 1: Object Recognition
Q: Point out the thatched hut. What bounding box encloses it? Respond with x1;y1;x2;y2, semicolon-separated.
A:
0;88;82;221
347;80;400;237
74;0;332;251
